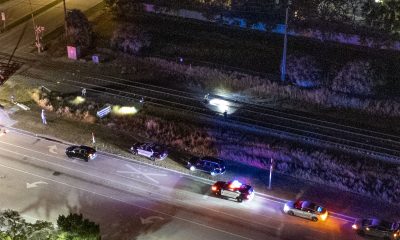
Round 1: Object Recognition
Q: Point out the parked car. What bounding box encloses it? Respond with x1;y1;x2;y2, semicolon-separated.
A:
187;156;226;176
211;180;254;202
130;142;168;161
283;200;328;222
352;218;400;239
65;145;97;162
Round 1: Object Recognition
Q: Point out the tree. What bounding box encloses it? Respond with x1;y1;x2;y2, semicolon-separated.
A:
362;0;400;34
331;59;386;96
0;210;101;240
66;9;93;48
0;209;55;240
110;23;151;55
57;213;101;240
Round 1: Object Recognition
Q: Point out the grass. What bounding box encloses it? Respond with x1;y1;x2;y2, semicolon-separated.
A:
5;75;399;204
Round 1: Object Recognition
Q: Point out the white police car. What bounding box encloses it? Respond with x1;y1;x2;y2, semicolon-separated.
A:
283;200;328;222
211;180;254;202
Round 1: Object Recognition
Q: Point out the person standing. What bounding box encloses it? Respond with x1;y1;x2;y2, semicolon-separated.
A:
82;88;87;97
41;109;47;125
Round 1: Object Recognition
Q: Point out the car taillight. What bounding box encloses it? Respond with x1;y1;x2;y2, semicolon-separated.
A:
211;186;217;191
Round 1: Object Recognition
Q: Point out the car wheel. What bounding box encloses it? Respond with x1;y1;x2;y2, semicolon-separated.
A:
66;153;72;158
150;156;156;161
287;211;294;216
311;217;318;222
357;230;365;236
237;197;243;203
131;150;137;155
189;166;196;171
85;158;89;162
210;171;216;176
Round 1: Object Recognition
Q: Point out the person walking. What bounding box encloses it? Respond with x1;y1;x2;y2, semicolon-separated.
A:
82;88;87;97
41;109;47;125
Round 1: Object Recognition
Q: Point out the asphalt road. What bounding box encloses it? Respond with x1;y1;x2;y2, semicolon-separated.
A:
0;0;102;54
0;128;365;240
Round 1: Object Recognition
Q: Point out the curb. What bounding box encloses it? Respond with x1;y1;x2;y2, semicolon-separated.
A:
4;125;357;223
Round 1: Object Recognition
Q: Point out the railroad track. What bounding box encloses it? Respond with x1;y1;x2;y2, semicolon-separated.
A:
3;51;400;162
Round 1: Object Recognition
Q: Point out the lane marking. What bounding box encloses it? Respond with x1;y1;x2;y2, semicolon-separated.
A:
116;164;167;184
0;135;357;223
0;146;289;233
0;163;252;240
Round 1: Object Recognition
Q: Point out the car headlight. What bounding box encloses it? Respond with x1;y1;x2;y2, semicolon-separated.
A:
283;204;290;213
366;227;370;231
320;212;328;221
352;224;358;230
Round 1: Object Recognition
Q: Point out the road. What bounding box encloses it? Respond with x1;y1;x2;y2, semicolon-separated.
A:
0;0;102;54
0;128;363;240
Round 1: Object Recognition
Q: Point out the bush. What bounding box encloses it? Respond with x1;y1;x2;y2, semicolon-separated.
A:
66;9;93;49
331;59;386;96
286;53;324;88
110;23;151;55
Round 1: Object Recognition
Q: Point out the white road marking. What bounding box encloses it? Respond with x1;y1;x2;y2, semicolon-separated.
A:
140;216;164;224
0;163;252;240
117;164;167;184
26;181;48;189
47;145;58;154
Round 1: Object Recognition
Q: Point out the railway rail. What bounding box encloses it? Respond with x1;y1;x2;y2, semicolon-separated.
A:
2;51;400;163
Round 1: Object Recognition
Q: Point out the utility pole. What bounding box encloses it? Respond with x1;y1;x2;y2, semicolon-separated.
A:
280;1;290;82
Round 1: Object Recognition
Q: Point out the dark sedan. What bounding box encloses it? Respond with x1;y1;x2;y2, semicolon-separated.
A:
187;156;226;176
66;145;97;162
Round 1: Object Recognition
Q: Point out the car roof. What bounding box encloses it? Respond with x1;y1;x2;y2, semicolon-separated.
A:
200;156;224;164
78;145;96;151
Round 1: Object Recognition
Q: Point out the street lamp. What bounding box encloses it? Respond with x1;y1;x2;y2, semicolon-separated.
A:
280;1;291;82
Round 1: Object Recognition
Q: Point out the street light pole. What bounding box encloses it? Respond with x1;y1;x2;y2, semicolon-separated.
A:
280;2;290;82
268;158;274;189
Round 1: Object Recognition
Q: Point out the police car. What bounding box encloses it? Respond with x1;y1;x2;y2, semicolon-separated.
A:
130;142;168;161
352;218;400;239
283;200;328;222
211;180;254;202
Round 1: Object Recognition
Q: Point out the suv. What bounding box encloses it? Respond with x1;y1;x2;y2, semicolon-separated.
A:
352;218;400;239
187;156;226;176
130;142;168;161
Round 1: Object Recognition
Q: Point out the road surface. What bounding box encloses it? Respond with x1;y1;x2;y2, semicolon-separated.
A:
0;128;363;240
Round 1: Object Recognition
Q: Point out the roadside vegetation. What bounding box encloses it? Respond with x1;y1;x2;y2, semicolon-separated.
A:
23;84;400;204
0;209;100;240
2;0;400;207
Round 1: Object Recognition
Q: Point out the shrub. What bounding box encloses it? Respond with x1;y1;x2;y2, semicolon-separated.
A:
286;53;324;88
110;23;151;55
331;59;386;96
66;9;93;49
